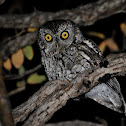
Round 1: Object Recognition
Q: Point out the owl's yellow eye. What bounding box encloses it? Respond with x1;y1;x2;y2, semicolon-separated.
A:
45;34;53;42
61;31;69;40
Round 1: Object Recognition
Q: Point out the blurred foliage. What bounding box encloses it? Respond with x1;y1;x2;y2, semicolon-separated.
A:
23;45;34;61
27;28;37;32
16;80;26;88
98;38;119;52
11;49;24;69
3;58;12;71
27;73;46;84
18;65;25;75
87;32;105;39
120;22;126;36
87;32;119;53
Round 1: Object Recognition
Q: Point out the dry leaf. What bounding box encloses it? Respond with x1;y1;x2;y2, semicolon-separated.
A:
16;80;26;88
98;38;119;53
106;38;119;51
120;23;126;35
98;41;106;53
87;32;105;39
23;45;34;60
27;73;46;84
18;65;25;75
11;49;24;69
27;28;37;32
3;58;12;71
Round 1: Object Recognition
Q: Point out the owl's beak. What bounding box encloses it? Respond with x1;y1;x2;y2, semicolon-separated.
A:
55;43;60;53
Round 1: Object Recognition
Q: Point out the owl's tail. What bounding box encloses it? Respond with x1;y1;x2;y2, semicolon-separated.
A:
85;77;126;115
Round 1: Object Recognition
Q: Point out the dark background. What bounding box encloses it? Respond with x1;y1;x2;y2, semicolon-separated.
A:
1;0;126;126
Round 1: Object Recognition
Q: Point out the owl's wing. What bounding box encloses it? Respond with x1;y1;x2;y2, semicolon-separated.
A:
85;77;126;114
77;39;126;114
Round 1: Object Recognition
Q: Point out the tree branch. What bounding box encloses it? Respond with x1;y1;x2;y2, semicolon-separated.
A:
1;32;37;60
1;0;126;60
0;57;14;126
4;64;42;80
45;120;104;126
0;0;126;29
12;53;126;126
0;0;5;5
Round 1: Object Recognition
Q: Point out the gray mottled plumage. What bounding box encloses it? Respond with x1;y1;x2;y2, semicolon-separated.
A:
38;19;126;114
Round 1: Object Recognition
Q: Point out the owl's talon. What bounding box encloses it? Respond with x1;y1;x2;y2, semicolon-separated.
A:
100;60;109;68
98;73;111;83
83;80;91;88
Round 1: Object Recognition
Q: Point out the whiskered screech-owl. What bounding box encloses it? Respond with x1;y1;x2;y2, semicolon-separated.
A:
38;19;126;114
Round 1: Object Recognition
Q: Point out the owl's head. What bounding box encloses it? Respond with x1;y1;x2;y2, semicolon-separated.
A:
38;19;83;55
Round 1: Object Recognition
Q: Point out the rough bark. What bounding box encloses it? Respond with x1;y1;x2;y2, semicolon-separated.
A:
12;53;126;126
45;120;104;126
0;0;126;29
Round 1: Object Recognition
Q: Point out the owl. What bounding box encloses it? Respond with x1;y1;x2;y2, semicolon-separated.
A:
38;19;126;114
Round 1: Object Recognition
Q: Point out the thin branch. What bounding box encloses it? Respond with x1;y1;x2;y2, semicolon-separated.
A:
0;0;126;29
1;29;26;46
0;0;5;5
8;86;26;97
4;64;42;80
1;32;37;60
12;53;126;126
